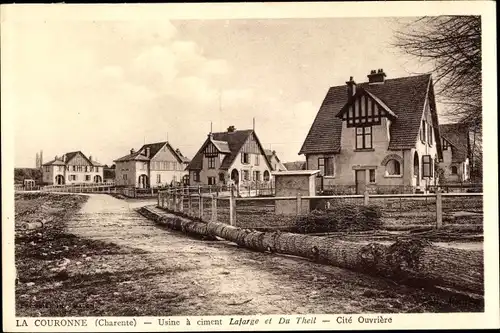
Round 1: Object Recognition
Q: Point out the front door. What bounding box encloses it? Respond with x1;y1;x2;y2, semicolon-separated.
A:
355;170;366;194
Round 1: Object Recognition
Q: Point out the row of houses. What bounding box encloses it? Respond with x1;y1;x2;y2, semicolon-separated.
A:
40;69;471;193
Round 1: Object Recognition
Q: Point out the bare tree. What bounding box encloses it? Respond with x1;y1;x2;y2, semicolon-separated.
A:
394;16;481;123
394;16;482;180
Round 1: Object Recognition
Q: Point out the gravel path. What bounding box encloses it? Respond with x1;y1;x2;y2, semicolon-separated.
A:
65;194;479;315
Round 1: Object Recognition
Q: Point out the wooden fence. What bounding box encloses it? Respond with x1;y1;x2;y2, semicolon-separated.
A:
158;186;483;230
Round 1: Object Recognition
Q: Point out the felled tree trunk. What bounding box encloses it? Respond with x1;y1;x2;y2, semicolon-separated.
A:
140;207;483;295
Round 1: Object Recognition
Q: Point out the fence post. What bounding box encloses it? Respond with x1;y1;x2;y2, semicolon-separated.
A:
436;189;443;229
364;190;370;205
157;191;160;207
229;185;236;226
188;191;193;217
296;193;302;216
174;190;178;213
198;186;203;219
211;195;217;222
179;187;184;212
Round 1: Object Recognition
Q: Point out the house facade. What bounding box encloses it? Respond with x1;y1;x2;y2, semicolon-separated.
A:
114;142;190;188
265;149;288;172
439;123;470;183
41;151;104;185
299;69;443;194
186;129;273;187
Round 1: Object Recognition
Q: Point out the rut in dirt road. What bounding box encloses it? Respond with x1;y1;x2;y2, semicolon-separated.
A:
65;194;481;315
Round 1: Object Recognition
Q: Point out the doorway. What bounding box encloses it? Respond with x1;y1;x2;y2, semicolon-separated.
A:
355;170;366;194
230;169;239;185
55;175;65;185
138;174;149;188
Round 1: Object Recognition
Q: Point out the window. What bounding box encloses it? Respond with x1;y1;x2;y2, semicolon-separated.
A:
355;126;372;149
369;169;376;183
263;170;270;181
208;176;216;185
90;166;94;172
420;120;426;142
73;166;76;171
451;166;458;174
219;173;225;182
208;157;216;169
385;159;401;176
422;155;433;177
318;157;334;176
85;175;91;181
157;174;161;183
243;170;250;181
69;175;77;181
241;153;250;164
45;166;50;172
442;139;449;150
428;123;433;145
193;171;200;182
255;171;260;181
95;167;99;173
255;154;260;166
123;174;128;180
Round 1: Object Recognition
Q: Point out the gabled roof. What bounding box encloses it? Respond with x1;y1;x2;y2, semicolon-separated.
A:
439;123;470;163
299;74;434;155
42;159;66;166
336;87;398;119
187;130;272;171
264;149;281;162
42;151;99;167
114;141;189;163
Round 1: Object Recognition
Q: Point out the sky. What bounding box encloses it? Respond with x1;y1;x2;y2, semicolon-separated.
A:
5;11;443;168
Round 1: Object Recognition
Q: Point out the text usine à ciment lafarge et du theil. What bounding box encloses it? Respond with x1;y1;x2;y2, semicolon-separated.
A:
16;315;393;328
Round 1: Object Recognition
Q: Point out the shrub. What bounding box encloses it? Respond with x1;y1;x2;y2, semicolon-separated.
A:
292;203;382;234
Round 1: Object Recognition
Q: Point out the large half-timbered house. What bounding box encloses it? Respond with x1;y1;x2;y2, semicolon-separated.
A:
299;69;443;193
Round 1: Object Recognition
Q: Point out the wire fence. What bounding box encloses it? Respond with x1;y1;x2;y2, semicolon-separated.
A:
158;186;483;231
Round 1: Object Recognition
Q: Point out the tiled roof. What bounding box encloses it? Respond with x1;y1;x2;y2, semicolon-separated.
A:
439;123;470;163
114;142;189;163
187;130;272;171
212;139;231;154
42;151;99;166
299;74;434;154
42;159;66;166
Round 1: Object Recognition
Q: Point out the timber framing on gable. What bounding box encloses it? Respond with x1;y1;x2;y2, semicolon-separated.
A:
336;88;398;128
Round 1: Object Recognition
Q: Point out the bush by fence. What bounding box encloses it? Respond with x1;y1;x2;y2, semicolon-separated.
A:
292;203;382;234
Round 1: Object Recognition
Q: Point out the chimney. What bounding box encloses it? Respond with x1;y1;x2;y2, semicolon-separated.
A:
130;148;135;155
346;76;356;99
89;155;92;162
63;155;67;162
368;68;386;84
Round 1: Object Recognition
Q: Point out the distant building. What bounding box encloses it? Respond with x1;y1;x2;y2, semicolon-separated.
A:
439;123;471;183
114;142;190;188
299;69;443;194
264;149;287;172
186;129;273;186
42;151;104;185
103;164;116;183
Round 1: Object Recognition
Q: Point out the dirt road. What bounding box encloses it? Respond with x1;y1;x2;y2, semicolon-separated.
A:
65;194;480;315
